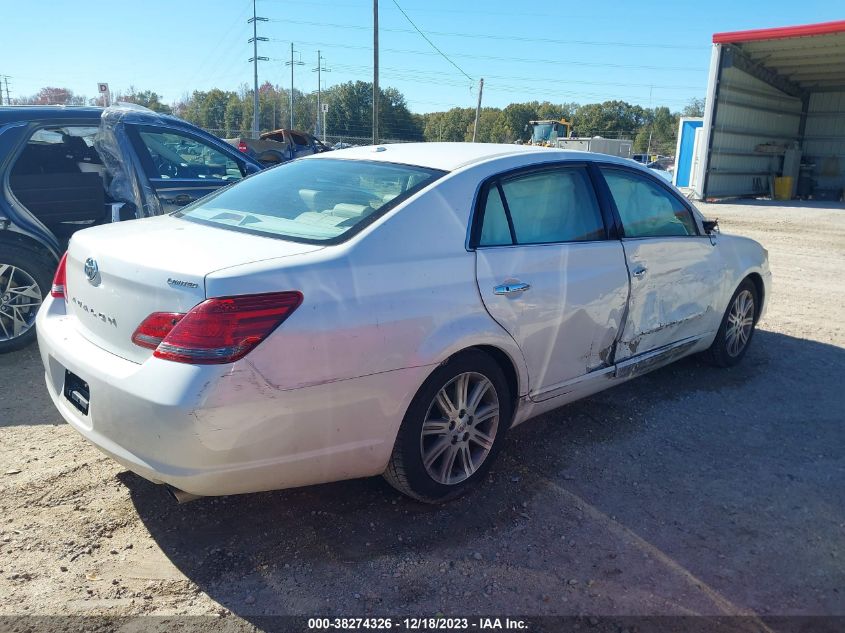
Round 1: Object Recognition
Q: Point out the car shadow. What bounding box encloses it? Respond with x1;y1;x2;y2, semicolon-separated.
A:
117;329;845;619
0;345;64;427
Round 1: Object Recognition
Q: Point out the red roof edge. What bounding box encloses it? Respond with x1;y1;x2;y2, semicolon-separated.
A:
713;19;845;44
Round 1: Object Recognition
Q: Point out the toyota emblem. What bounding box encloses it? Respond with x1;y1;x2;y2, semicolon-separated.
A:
84;258;99;283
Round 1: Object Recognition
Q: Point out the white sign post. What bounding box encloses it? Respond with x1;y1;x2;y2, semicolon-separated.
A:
97;83;110;107
321;103;329;143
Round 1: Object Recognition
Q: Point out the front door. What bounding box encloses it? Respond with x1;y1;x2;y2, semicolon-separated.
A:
129;126;248;213
597;166;725;361
473;164;629;400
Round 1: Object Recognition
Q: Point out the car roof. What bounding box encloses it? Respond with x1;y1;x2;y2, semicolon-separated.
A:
0;106;104;124
310;142;636;172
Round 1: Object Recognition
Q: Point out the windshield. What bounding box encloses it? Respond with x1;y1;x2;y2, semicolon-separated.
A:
175;158;445;244
531;123;554;143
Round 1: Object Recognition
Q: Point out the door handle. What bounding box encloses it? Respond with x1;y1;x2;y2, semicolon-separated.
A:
632;266;647;278
494;282;531;295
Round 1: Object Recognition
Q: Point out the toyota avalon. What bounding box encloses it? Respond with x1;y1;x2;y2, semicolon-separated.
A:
36;143;771;503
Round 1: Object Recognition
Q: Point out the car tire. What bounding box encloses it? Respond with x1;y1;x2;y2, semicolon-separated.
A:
384;350;513;503
0;244;53;354
702;279;759;368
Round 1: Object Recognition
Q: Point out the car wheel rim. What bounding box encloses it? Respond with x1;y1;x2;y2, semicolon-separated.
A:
0;264;42;342
420;372;499;486
725;289;754;357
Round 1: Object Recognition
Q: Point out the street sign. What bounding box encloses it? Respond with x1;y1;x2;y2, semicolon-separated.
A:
97;83;110;107
321;103;329;113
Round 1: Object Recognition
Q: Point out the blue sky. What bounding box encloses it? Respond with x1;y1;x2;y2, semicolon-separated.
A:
3;0;842;113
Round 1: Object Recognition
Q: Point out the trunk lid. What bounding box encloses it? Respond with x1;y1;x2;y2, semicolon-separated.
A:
65;215;322;363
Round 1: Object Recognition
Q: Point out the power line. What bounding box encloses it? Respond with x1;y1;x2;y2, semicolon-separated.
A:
268;38;706;73
268;18;707;51
389;0;473;84
327;62;702;91
184;4;251;92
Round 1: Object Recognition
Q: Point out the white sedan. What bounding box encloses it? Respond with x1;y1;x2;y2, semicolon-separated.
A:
36;143;770;503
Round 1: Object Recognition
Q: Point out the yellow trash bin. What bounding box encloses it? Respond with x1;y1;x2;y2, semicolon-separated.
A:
774;176;793;200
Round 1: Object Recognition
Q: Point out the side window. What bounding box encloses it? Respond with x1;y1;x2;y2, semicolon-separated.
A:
601;168;696;237
479;185;512;246
9;125;107;227
136;130;243;182
11;126;102;177
496;167;604;245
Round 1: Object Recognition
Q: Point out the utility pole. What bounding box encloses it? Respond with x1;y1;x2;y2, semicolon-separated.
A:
472;78;484;143
248;0;268;137
373;0;379;145
645;84;654;160
1;76;10;105
312;51;330;137
286;43;304;129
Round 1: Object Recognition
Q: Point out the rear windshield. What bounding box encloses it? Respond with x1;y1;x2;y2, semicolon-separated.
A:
175;158;445;244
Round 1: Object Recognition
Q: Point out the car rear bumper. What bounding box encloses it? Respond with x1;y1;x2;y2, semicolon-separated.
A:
36;295;429;497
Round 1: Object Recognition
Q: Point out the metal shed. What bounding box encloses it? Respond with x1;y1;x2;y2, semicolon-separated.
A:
693;20;845;201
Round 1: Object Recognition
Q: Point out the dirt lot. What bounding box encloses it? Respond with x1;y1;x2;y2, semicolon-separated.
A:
0;200;843;628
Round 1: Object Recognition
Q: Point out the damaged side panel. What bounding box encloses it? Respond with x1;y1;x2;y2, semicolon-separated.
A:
614;236;726;362
475;240;629;400
93;105;164;219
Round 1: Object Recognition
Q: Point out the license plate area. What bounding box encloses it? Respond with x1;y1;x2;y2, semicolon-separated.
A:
63;370;90;416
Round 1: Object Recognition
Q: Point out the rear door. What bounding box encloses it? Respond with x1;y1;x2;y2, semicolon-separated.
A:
597;166;725;361
127;125;254;213
473;164;629;400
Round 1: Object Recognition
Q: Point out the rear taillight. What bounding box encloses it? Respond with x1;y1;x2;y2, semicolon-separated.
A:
50;252;68;299
132;292;302;364
237;140;248;153
131;312;186;349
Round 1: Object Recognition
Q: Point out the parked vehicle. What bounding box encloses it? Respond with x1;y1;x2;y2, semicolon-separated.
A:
36;143;770;503
225;128;331;166
646;160;674;182
526;119;632;158
526;118;573;144
0;105;263;352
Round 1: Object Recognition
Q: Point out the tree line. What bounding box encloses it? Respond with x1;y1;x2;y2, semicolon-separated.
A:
12;83;704;155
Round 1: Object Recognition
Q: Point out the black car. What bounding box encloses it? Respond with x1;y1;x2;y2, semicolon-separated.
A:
0;105;263;352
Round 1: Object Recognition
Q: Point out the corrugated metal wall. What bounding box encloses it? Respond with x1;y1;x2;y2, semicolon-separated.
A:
705;64;802;197
804;91;845;191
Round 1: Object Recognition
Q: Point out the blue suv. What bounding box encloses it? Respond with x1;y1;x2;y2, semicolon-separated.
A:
0;105;262;352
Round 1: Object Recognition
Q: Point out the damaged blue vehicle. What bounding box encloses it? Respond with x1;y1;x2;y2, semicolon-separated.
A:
0;105;262;352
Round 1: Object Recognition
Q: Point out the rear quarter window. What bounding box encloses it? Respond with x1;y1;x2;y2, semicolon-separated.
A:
176;158;445;244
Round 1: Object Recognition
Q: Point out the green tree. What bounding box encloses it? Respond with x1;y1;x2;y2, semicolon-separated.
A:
634;106;678;155
491;102;537;143
223;93;245;136
682;97;705;118
115;87;172;113
573;100;645;138
323;81;423;141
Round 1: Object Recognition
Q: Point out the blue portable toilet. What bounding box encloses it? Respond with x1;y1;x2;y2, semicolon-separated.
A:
673;117;703;188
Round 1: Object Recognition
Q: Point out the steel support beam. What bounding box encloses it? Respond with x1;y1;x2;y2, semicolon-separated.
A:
723;44;805;98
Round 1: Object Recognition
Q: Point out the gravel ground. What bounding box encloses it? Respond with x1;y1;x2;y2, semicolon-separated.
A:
0;200;843;627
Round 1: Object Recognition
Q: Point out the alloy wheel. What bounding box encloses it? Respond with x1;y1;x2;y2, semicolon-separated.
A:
420;372;499;486
0;264;43;342
725;289;754;357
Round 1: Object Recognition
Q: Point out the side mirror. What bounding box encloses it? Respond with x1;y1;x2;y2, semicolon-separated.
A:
702;218;719;234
